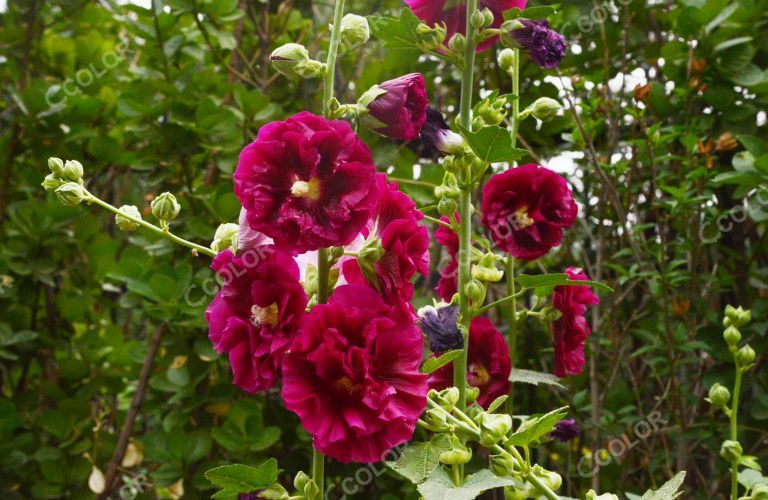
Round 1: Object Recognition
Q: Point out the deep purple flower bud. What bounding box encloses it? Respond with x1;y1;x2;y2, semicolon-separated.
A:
238;491;264;500
418;108;467;158
419;304;463;353
511;19;567;69
549;418;581;442
361;73;429;141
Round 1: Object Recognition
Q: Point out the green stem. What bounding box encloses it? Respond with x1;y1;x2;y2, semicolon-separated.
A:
86;194;216;258
474;288;527;316
312;447;325;497
423;215;453;228
730;364;742;500
311;247;330;495
322;0;346;117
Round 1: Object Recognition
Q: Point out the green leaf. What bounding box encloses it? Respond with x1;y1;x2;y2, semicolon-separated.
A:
516;273;613;297
509;369;565;390
417;468;516;500
387;434;451;485
458;125;526;164
368;9;424;50
504;6;555;20
703;2;738;34
205;460;281;499
640;471;686;499
486;395;508;413
738;469;768;490
713;37;753;53
422;350;464;374
505;407;568;447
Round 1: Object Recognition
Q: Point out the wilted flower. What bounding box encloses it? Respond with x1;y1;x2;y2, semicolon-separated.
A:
234;112;379;254
419;108;466;157
206;246;307;393
282;285;428;463
505;19;567;68
360;73;429;142
551;268;599;377
419;304;463;353
481;164;577;261
429;316;511;408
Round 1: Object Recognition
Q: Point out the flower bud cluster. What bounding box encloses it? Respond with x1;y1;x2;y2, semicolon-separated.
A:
44;157;90;207
270;43;326;79
292;471;320;500
474;94;508;128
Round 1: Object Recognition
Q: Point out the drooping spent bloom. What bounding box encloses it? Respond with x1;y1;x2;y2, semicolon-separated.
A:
418;108;466;158
405;0;528;52
549;418;581;442
234;112;379;254
429;316;511;408
434;214;459;302
361;73;429;142
342;174;430;314
206;246;307;393
552;267;599;377
281;285;428;463
419;304;463;353
507;19;567;69
481;164;577;261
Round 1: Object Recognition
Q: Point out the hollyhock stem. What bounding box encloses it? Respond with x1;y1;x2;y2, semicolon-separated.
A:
86;193;216;258
729;362;742;500
322;0;346;116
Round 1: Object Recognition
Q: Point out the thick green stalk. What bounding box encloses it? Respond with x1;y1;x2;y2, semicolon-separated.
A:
730;365;742;500
86;194;216;258
322;0;346;117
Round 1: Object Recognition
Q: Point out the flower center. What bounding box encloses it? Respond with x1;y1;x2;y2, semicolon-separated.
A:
334;376;362;395
250;303;279;329
291;177;321;201
468;363;490;387
511;206;535;230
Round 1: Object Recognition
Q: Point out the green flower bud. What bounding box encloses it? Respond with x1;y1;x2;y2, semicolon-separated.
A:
356;238;385;288
478;412;513;447
48;157;65;177
41;173;65;192
211;223;239;253
62;160;84;182
720;440;743;462
724;305;751;327
438;197;458;218
436;387;460;409
707;383;730;409
752;484;768;500
270;43;324;79
489;453;516;477
464;279;486;304
527;97;562;122
482;8;495;28
466;386;480;404
448;33;466;55
422;408;451;432
723;326;742;347
586;491;619;500
531;464;562;493
498;48;516;73
434;184;461;200
540;306;563;322
470;9;491;29
471;253;504;283
339;14;370;51
439;434;472;465
736;344;756;366
416;23;446;50
115;205;142;232
55;182;88;206
151;192;181;223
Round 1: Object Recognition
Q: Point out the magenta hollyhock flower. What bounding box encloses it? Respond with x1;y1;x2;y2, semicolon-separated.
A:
434;214;459;301
429;316;511;408
342;175;430;315
404;0;528;52
481;164;577;261
281;285;428;463
510;19;567;69
366;74;429;141
552;267;599;377
234;111;378;254
205;246;308;393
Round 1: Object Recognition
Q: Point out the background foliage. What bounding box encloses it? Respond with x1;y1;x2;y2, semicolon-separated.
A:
1;0;767;498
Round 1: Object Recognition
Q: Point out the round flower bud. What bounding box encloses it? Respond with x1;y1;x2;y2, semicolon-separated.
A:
339;14;370;51
464;279;486;303
422;408;451;432
529;97;562;122
478;412;513;447
752;484;768;500
724;305;751;328
466;386;480;404
447;33;466;55
436;387;460;409
586;491;619;500
210;223;239;253
707;383;730;409
48;157;65;177
723;326;741;346
55;182;87;206
720;440;743;462
62;160;84;182
531;464;562;493
41;173;65;192
438;197;458;218
498;48;516;73
490;453;516;477
439;435;472;465
151;192;181;223
736;344;756;366
115;205;142;232
470;9;489;29
270;43;310;78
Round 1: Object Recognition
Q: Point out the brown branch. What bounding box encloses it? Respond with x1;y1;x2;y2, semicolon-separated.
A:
99;324;166;498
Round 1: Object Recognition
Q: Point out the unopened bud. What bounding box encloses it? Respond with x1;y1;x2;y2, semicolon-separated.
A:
586;491;619;500
464;279;486;303
62;160;84;182
448;33;466;55
151;192;180;223
466;386;480;404
439;434;472;465
422;408;451;432
115;205;142;232
48;157;65;176
752;484;768;500
478;412;513;447
724;305;751;328
498;48;516;73
707;383;730;409
470;9;487;29
211;223;239;253
429;387;460;410
271;43;324;79
531;464;562;493
472;253;504;283
720;440;742;462
55;182;87;206
736;344;755;366
42;173;64;192
438;197;458;218
528;97;562;122
481;8;495;28
338;14;369;51
490;453;516;477
723;326;741;346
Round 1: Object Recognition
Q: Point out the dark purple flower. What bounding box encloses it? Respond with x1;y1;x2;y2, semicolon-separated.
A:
511;19;567;69
549;418;581;442
418;108;465;158
419;304;463;353
365;73;429;141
